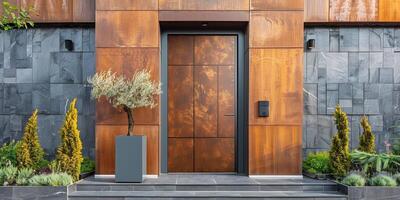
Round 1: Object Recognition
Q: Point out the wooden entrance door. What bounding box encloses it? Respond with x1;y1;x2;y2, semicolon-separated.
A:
167;35;236;172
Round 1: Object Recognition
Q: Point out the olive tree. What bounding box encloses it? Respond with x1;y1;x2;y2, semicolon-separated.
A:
89;69;161;136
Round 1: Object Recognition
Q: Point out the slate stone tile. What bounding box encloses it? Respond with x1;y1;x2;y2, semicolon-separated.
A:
384;28;395;48
32;84;51;114
3;68;16;78
329;29;340;52
38;115;64;157
339;99;352;114
33;28;60;52
395;91;400;114
365;83;379;98
79;115;95;157
348;52;359;82
60;28;83;52
317;115;336;149
3;84;32;114
394;84;400;91
359;29;370;51
393;53;400;84
369;68;379;83
379;68;394;83
310;28;330;52
339;83;352;99
305;115;318;148
353;98;364;114
369;52;383;68
82;52;95;83
16;68;32;83
32;52;50;83
327;83;338;91
350;116;362;149
364;99;380;114
379;84;394;115
12;186;67;200
340;28;359;52
305;52;318;83
0;115;23;142
358;53;370;83
50;52;83;84
369;115;384;132
304;84;317;115
395;28;400;51
318;83;327;114
326;53;348;83
327;90;338;114
0;53;4;68
50;84;85;115
369;28;384;51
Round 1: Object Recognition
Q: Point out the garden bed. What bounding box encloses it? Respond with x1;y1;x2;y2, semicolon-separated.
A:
0;185;69;200
337;182;400;200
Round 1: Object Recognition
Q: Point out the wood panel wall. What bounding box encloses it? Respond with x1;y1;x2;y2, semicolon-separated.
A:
305;0;400;22
248;0;303;175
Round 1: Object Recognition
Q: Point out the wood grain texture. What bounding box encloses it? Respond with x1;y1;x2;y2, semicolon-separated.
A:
168;138;194;172
96;11;159;47
378;0;400;22
73;0;95;22
194;138;235;172
96;0;158;10
249;11;303;48
304;0;329;22
96;125;159;175
159;0;249;10
194;66;218;138
329;0;378;22
168;66;194;138
194;36;235;65
249;48;303;126
96;48;159;125
249;125;301;175
168;36;194;65
251;0;304;11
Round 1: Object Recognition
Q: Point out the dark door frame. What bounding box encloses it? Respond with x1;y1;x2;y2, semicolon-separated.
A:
160;30;248;175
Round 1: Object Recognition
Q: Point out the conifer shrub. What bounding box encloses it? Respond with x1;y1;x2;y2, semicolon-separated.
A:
16;109;44;169
358;116;376;153
55;98;83;181
329;105;351;178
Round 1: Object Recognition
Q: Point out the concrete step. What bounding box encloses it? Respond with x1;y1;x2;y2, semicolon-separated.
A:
68;190;347;200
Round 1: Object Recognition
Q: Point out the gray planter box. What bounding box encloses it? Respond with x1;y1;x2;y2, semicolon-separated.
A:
115;135;146;183
338;183;400;200
0;186;67;200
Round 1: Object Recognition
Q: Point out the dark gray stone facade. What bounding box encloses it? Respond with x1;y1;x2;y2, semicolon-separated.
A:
0;28;95;159
304;27;400;154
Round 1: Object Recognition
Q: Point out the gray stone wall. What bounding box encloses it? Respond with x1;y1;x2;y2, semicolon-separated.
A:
0;28;95;159
304;27;400;154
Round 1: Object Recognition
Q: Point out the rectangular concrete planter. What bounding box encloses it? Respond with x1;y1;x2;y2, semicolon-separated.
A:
0;186;68;200
338;183;400;200
115;135;146;183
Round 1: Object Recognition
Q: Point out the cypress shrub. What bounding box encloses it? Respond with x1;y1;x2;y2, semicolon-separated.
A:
55;98;83;181
358;116;376;153
329;105;351;178
16;109;44;169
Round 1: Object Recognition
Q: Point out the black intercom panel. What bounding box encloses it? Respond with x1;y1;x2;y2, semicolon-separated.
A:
258;101;269;117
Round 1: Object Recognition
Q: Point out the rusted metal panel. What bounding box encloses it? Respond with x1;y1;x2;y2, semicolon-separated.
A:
96;0;158;11
251;0;304;11
73;0;95;22
330;0;378;22
168;35;194;65
194;36;235;65
159;0;249;10
194;138;235;172
159;11;249;22
168;138;194;172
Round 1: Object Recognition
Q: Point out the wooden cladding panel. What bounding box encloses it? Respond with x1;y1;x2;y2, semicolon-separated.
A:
96;125;159;175
249;48;303;126
304;0;329;22
168;66;194;138
194;138;235;172
251;0;304;11
96;48;159;125
96;0;158;11
249;11;303;48
249;125;301;175
159;0;250;10
378;0;400;22
96;11;159;48
329;0;378;22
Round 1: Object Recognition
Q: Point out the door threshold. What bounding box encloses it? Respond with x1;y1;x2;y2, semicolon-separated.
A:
166;172;238;175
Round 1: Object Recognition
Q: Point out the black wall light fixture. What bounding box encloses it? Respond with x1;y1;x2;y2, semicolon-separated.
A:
306;39;315;49
65;40;74;51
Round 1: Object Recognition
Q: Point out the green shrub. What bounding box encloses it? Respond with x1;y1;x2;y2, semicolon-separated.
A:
303;151;330;174
16;168;34;186
55;99;83;181
342;174;366;186
81;157;95;173
329;105;351;178
0;168;5;185
369;175;397;187
2;165;17;185
16;109;45;169
358;116;376;153
0;1;34;30
0;141;18;168
393;173;400;185
28;173;73;186
350;150;400;176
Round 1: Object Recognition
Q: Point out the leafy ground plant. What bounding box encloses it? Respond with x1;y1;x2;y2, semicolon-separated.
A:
81;157;95;174
16;168;34;185
2;165;18;185
393;173;400;185
350;150;400;176
369;175;397;187
341;174;366;186
0;141;18;168
29;173;73;186
303;151;330;174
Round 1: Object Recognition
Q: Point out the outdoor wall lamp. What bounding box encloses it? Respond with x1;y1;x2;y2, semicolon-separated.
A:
306;39;315;49
64;39;74;51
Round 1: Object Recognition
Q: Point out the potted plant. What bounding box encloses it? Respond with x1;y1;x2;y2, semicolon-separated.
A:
89;69;161;182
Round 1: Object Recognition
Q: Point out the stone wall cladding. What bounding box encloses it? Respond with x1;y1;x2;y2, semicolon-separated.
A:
304;27;400;154
0;28;95;158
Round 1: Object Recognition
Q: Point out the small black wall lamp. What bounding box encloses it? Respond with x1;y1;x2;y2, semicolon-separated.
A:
65;40;74;51
306;39;315;49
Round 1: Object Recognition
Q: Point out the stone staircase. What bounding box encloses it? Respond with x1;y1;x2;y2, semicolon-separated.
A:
68;175;347;199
